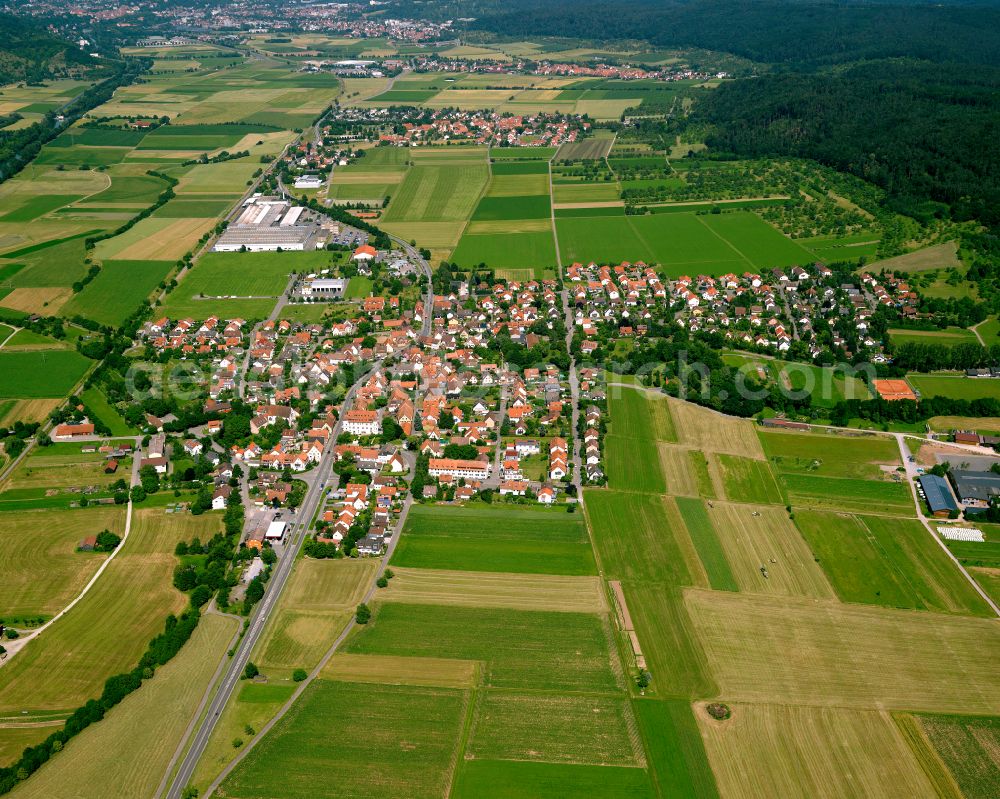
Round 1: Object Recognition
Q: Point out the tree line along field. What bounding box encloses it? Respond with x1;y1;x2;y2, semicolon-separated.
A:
0;509;216;716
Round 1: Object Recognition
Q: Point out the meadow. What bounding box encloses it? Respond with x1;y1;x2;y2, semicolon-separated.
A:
391;504;596;576
715;453;785;504
253;558;375;675
0;509;214;713
793;511;991;615
383;567;606;613
675;497;738;592
889;327;980;347
7;614;237;799
908;373;1000;401
699;703;940;799
161;251;324;318
61;260;172;326
0;350;91;398
451;761;655;799
759;428;898;479
555;211;816;276
219;680;468;799
0;506;124;620
780;472;914;514
347;602;621;693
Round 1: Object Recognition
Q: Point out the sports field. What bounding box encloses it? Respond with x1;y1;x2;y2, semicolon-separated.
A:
909;373;1000;401
391;504;596;575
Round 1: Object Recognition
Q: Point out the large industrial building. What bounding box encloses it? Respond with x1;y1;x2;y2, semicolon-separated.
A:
214;196;325;252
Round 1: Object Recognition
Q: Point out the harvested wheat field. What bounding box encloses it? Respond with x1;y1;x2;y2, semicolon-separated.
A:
705;503;835;599
668;399;765;458
0;287;72;314
322;653;480;688
384;567;607;613
0;398;61;425
686;589;1000;714
698;702;938;799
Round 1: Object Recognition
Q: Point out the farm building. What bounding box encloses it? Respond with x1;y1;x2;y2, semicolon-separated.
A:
918;474;959;517
948;469;1000;508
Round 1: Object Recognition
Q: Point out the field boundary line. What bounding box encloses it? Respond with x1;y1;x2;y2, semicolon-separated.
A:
692;212;755;270
548;155;563;270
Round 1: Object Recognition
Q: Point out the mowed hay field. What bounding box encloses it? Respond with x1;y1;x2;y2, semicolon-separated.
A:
254;558;376;674
703;502;835;599
94;216;216;261
668;398;765;458
604;387;676;493
383;567;606;612
382;163;488;223
686;588;1000;713
467;691;645;767
322;653;480;689
698;703;940;799
0;509;213;712
220;680;468;799
0;506;124;619
347;602;622;693
7;614;237;799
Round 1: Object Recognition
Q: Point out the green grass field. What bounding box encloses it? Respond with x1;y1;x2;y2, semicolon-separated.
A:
0;350;91;398
392;504;595;575
162;250;332;318
794;510;991;616
555;211;814;276
382;164;488;223
61;260;171;326
781;472;914;514
471;194;551;220
716;454;785;504
450;229;557;273
79;386;135;436
468;691;643;766
909;374;1000;401
889;328;979;347
585;490;717;699
605;434;667;493
347;602;620;693
220;680;467;799
760;429;899;479
634;699;720;799
675;497;738;592
452;760;655;799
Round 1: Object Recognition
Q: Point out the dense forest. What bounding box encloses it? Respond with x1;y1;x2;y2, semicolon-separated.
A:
692;61;1000;228
449;0;1000;68
0;12;99;84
